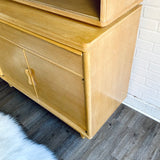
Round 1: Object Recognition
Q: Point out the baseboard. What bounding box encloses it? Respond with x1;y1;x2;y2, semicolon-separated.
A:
123;95;160;123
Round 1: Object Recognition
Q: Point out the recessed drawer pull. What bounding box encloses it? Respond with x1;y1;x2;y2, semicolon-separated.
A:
25;69;32;85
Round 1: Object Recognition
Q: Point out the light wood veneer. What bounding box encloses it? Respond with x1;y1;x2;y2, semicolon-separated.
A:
0;37;36;97
0;0;142;138
13;0;142;27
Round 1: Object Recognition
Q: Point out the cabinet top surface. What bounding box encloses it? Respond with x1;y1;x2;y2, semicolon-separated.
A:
0;0;141;51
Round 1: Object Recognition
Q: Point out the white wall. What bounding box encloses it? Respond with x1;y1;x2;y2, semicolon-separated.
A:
124;0;160;121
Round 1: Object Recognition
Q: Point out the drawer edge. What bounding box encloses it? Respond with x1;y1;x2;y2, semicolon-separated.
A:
0;18;82;56
0;34;83;78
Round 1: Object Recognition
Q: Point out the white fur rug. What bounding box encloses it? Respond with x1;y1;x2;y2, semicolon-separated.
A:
0;112;57;160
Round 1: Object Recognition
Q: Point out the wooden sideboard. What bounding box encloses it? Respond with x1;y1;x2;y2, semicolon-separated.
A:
0;0;142;139
13;0;142;27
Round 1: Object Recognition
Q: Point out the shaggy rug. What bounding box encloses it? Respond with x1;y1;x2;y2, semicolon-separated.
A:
0;112;57;160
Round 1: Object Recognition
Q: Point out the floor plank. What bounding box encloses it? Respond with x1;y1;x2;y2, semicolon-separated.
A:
0;78;160;160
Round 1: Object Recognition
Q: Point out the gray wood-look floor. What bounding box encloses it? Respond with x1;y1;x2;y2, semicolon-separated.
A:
0;78;160;160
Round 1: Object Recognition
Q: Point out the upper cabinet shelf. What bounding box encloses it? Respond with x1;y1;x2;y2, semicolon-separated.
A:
13;0;142;27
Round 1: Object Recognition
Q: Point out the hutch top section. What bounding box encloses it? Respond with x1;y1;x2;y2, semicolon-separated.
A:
13;0;142;27
0;0;141;51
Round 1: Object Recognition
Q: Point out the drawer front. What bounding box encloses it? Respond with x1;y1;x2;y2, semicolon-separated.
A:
0;36;36;96
24;50;86;130
0;22;83;76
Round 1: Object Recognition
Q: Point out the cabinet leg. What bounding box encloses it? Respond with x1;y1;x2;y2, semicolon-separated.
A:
80;134;85;139
9;83;13;87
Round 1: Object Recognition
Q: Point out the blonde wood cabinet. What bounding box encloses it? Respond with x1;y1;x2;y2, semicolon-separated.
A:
24;50;86;130
0;37;37;98
13;0;142;27
0;0;142;139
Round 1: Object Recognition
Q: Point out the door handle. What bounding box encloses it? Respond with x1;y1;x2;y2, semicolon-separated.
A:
25;68;38;99
25;68;32;85
0;67;4;77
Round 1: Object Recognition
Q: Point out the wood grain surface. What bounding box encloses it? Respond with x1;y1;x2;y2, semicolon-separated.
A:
0;22;83;75
25;50;86;130
83;5;142;138
0;2;142;138
0;37;36;97
13;0;142;27
0;0;142;52
0;78;160;160
14;0;100;19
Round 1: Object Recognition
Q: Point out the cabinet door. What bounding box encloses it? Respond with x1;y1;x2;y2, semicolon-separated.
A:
0;37;36;97
25;51;86;130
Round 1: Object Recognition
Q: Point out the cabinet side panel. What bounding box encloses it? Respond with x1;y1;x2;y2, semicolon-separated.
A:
100;0;107;23
89;6;142;137
101;0;142;25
